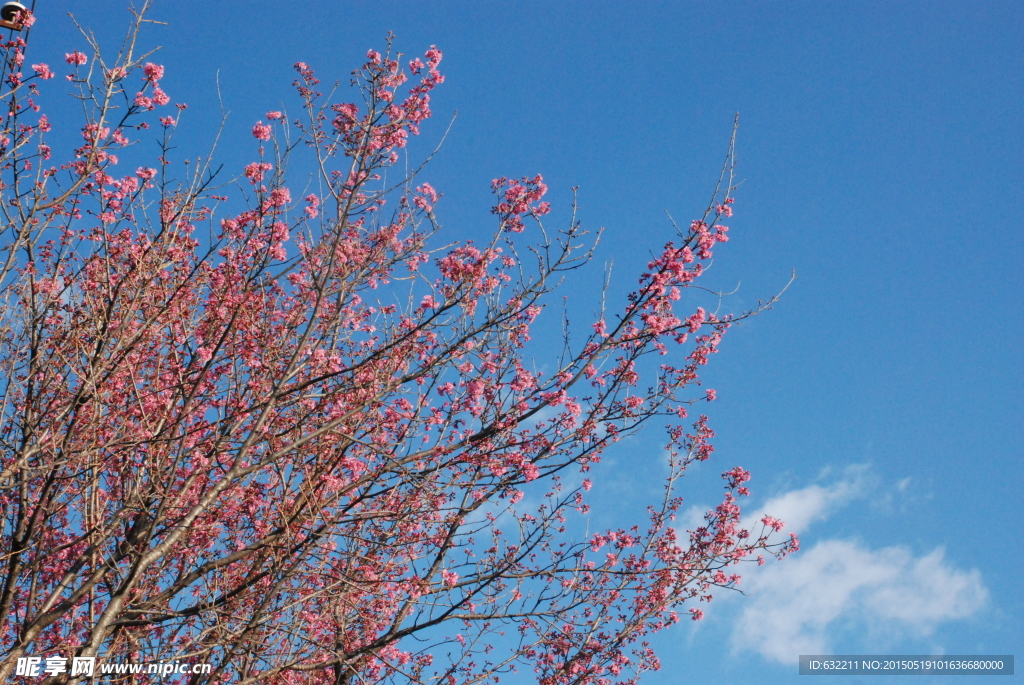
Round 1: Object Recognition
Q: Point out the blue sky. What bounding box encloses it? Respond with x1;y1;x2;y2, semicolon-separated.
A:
24;1;1022;682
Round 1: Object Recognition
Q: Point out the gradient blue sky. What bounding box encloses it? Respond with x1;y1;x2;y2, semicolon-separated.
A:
25;1;1022;682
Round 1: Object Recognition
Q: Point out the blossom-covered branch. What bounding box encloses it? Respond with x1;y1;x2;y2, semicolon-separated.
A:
0;6;795;684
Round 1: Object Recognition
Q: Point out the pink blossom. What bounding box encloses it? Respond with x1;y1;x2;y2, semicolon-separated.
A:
268;187;291;207
413;182;439;211
440;569;458;587
304;193;319;218
724;466;751;488
252;121;272;141
152;88;170;106
81;124;110;142
686;307;706;333
65;51;88;66
266;111;284;120
159;116;176;127
706;389;717;401
521;462;540;481
244;162;273;183
136;167;157;180
689;608;704;621
143;62;165;82
31;64;54;80
271;221;289;244
118;176;139;193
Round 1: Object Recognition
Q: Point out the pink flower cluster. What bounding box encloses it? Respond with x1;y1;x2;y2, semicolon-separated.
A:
723;466;751;496
440;569;458;587
252;111;286;143
304;193;319;218
143;62;165;82
313;43;444;166
65;51;88;66
133;62;169;110
413;182;438;212
252;121;272;141
31;63;54;80
686;306;707;332
490;175;551;233
243;161;272;184
691;217;730;259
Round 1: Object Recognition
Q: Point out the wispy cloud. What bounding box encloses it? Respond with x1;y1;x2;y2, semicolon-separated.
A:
745;464;869;535
723;467;988;665
732;540;987;663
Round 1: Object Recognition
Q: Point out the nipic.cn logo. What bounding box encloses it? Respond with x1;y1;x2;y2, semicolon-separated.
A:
15;655;214;678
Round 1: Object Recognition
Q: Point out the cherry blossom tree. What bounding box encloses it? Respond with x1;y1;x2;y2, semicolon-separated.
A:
0;4;796;684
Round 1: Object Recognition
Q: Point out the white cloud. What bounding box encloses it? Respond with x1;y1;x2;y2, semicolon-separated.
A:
695;465;991;665
746;463;868;537
731;539;987;664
